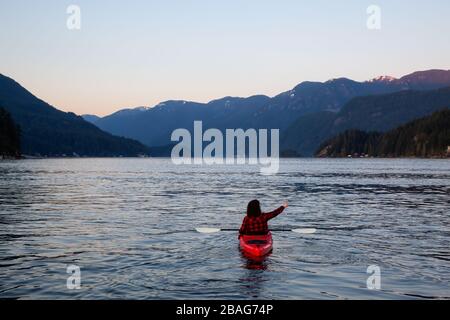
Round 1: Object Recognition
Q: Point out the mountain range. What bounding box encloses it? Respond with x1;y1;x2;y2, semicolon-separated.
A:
1;69;449;158
83;69;450;156
282;86;450;155
0;74;149;157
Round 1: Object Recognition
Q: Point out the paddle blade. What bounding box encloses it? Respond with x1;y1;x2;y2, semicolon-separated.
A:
195;227;221;234
292;228;317;234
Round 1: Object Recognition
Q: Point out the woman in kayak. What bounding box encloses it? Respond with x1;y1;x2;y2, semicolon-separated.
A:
239;200;288;236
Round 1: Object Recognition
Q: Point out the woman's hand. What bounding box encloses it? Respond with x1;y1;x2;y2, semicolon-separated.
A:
282;200;289;208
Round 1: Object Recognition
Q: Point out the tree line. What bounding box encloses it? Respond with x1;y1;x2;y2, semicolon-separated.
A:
316;109;450;158
0;107;21;158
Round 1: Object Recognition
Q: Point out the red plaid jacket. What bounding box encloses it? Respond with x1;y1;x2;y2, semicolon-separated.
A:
239;206;285;235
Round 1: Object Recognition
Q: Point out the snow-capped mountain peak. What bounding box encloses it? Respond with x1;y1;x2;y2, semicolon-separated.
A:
369;75;397;83
134;106;150;111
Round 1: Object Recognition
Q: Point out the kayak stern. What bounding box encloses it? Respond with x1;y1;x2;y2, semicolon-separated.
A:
239;232;273;257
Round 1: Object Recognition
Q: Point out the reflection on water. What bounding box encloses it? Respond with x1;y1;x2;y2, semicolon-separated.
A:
242;253;271;271
0;158;449;299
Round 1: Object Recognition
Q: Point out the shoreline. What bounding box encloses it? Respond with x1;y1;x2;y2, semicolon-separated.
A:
2;156;449;161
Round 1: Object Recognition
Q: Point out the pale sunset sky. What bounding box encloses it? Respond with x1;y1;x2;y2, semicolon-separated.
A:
1;0;449;116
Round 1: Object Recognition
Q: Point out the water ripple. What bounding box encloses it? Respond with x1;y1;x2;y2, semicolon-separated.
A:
0;158;449;299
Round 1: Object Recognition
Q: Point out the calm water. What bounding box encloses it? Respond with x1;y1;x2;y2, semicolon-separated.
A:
0;158;449;299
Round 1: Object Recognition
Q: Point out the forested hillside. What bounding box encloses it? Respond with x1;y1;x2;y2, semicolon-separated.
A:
316;110;450;158
0;74;149;157
0;107;20;158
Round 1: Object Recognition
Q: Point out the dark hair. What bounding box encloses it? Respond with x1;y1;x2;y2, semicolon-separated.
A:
247;200;262;217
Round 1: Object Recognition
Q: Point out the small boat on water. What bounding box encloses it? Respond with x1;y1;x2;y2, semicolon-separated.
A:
239;232;273;257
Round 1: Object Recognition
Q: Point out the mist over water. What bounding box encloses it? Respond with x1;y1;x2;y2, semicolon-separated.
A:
0;158;449;299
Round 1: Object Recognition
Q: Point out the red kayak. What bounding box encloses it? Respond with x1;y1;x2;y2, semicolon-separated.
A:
239;232;273;257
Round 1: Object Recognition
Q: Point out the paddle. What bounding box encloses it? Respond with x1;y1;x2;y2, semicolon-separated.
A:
195;227;316;234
